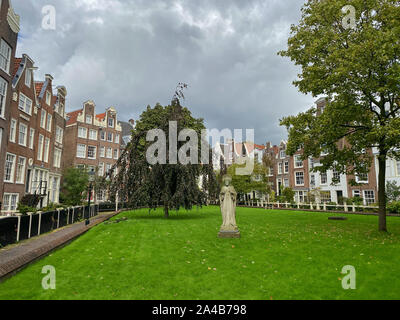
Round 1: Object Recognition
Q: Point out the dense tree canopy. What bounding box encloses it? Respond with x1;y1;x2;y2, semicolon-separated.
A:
110;90;218;218
279;0;400;231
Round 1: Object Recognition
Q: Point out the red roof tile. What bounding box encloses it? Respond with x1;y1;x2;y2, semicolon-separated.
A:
96;113;106;121
35;82;44;98
66;109;83;126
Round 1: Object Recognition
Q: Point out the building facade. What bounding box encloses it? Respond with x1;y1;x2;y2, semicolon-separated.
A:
0;0;19;210
64;102;122;202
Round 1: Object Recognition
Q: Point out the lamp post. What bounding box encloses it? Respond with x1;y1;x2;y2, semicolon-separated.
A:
86;167;96;226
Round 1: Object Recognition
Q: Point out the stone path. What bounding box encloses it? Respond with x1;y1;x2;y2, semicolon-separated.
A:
0;211;120;281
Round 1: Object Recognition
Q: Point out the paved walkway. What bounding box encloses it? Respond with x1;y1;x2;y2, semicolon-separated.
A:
0;211;120;280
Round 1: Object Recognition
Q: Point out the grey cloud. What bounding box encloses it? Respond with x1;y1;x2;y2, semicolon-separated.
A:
13;0;314;145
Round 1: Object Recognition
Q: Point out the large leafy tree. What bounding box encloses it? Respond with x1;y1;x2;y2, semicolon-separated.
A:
279;0;400;231
61;167;89;206
110;85;218;218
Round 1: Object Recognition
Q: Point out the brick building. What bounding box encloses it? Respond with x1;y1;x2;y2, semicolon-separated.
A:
64;101;122;202
0;0;19;210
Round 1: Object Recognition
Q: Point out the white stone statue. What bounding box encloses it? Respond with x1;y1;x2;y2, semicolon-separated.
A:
219;175;240;238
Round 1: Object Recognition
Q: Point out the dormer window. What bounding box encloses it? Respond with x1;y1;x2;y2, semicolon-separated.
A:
46;91;51;105
108;118;114;128
25;69;32;87
86;115;93;124
0;39;11;73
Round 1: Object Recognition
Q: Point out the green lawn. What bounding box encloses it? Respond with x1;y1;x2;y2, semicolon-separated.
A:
1;206;400;300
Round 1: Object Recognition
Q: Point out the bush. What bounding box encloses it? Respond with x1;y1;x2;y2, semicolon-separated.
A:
19;194;41;208
387;201;400;214
17;204;37;215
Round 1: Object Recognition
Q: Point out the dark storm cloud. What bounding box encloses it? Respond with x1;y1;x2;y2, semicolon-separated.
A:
12;0;315;145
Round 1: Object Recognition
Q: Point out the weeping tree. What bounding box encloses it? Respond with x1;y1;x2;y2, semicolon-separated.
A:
110;84;218;218
279;0;400;232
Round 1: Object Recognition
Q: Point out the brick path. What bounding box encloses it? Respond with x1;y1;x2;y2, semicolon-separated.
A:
0;211;120;281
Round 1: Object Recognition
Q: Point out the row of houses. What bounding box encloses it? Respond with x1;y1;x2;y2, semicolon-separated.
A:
213;98;400;206
0;1;134;214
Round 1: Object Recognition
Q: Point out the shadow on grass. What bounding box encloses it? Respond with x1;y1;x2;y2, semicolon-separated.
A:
122;209;215;221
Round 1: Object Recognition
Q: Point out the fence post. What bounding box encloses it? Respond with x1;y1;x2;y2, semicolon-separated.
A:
67;208;70;225
323;203;327;211
37;212;42;236
57;209;60;229
72;207;75;223
352;204;356;212
316;203;320;211
310;203;314;210
297;203;300;209
16;214;21;242
28;212;33;239
344;203;348;212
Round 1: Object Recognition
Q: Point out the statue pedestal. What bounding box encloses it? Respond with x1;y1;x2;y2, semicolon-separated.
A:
218;230;241;238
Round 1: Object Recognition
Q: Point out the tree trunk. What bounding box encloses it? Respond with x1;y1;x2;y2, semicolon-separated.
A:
378;153;387;232
164;204;169;219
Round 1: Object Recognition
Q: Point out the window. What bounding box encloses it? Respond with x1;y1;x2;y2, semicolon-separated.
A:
310;175;316;187
0;128;2;151
278;163;283;174
29;128;35;149
18;93;32;115
397;161;400;177
280;150;286;159
284;178;289;188
107;148;112;159
77;144;86;158
295;172;304;186
86;115;93;124
46;91;51;105
78;127;88;139
53;148;62;168
0;39;11;73
108;117;114;128
321;172;328;185
353;190;361;198
4;153;16;182
284;162;289;174
364;190;375;205
98;163;104;176
114;149;119;159
46;114;52;132
0;77;7;118
107;132;113;142
106;163;112;174
100;131;106;141
44;138;50;163
37;135;44;161
9;119;16;143
16;157;26;184
89;129;98;140
297;191;305;203
100;147;105;158
40;110;47;128
55;126;63;144
333;169;341;183
88;146;97;160
321;191;331;203
2;194;19;212
18;123;27;146
294;155;303;168
115;134;120;144
356;173;369;183
25;68;32;87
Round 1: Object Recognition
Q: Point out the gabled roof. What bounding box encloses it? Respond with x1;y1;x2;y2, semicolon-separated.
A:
96;113;106;121
12;58;22;78
35;82;44;99
66;109;83;126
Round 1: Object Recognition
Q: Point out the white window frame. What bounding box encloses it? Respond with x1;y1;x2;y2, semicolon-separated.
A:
29;128;35;149
77;144;86;159
18;123;28;147
37;134;44;161
53;148;62;168
44;138;50;163
115;134;120;144
15;156;26;184
55;126;63;144
100;146;105;158
295;171;305;186
40;109;47;129
25;68;32;87
4;153;16;183
87;146;97;160
278;163;283;175
9;118;17;143
280;150;286;159
46;114;52;132
108;117;114;128
0;76;7;119
114;149;119;160
2;193;19;212
46;91;51;105
107;132;113;142
294;155;303;169
363;190;375;206
18;92;33;115
86;115;93;124
284;161;289;174
0;39;12;74
396;161;400;177
89;129;98;141
78;127;88;139
107;148;112;159
320;172;328;185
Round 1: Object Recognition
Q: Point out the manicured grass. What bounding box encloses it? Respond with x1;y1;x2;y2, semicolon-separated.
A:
1;206;400;300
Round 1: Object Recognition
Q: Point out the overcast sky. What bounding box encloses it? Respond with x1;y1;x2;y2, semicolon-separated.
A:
13;0;316;145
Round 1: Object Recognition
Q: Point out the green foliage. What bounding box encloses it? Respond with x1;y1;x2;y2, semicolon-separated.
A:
111;90;217;217
281;187;295;204
387;201;400;214
61;167;89;206
17;204;37;215
279;0;400;230
346;197;364;206
19;194;41;208
386;181;400;203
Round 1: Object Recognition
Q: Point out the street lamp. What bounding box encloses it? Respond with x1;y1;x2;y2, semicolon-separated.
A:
86;167;96;226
